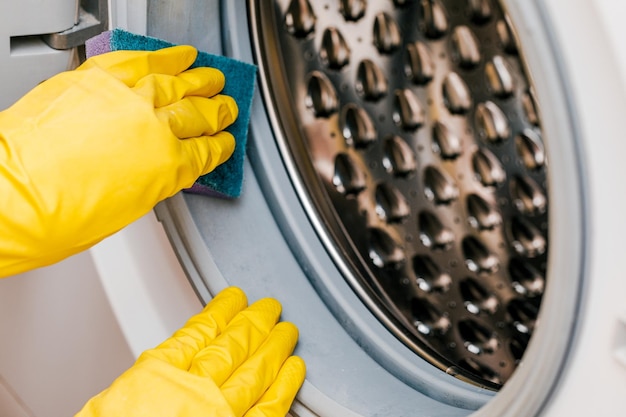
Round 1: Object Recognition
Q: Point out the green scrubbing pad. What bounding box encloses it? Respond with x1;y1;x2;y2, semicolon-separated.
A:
85;28;257;198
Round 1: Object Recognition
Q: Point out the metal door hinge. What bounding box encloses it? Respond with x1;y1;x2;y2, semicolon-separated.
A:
43;0;108;50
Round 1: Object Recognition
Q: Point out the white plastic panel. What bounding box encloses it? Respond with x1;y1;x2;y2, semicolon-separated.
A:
89;212;203;358
534;0;626;414
0;0;77;109
0;1;77;36
0;376;31;417
0;252;134;417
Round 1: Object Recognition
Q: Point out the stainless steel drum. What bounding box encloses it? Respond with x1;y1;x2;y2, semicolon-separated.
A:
250;0;548;389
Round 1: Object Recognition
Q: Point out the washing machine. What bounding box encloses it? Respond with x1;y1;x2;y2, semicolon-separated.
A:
1;0;626;416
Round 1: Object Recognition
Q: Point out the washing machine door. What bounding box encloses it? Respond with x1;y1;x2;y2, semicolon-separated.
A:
97;0;626;416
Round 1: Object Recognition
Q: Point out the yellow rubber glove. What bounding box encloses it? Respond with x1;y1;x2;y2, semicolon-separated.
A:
76;287;306;417
0;45;237;277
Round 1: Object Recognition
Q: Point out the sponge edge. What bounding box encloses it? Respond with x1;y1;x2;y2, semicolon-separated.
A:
85;28;257;199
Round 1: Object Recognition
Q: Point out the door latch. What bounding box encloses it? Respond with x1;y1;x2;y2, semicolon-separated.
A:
42;0;108;50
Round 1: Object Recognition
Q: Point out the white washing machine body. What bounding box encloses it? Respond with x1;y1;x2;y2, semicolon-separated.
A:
0;0;624;416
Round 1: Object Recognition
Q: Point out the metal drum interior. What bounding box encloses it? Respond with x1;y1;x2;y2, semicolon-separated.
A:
249;0;549;389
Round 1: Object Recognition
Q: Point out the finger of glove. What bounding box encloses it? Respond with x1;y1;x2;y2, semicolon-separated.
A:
77;45;197;87
243;356;306;417
177;130;236;182
155;95;238;138
141;287;247;369
132;67;226;108
188;297;282;385
220;322;299;417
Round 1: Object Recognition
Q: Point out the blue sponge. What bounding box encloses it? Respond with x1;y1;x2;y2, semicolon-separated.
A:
85;28;257;199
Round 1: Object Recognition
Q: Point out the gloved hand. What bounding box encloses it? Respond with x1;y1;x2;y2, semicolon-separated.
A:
76;287;306;417
0;45;237;277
